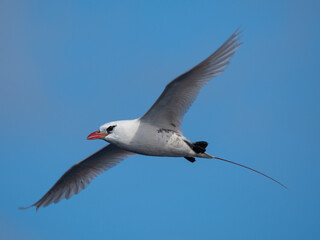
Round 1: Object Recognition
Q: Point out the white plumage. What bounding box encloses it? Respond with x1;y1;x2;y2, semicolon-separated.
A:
21;29;285;211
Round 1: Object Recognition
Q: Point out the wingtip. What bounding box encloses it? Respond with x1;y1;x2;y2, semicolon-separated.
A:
19;204;40;211
232;27;243;44
234;26;243;35
18;205;31;210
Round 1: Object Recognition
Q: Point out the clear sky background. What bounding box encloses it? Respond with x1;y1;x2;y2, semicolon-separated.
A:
1;0;319;239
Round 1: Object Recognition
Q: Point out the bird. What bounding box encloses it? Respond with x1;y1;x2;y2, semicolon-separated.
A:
21;29;286;211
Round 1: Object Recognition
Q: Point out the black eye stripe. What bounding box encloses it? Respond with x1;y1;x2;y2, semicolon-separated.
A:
106;125;116;133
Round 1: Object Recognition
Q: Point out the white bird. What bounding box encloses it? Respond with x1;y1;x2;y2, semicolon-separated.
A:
21;29;286;211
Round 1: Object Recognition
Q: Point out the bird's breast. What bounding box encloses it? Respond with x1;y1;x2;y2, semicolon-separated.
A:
116;126;192;157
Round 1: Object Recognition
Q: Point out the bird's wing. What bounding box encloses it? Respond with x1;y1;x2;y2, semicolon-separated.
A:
141;29;242;130
20;144;135;210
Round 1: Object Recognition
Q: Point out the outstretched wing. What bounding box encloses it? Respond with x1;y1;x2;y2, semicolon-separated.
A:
141;29;242;130
20;144;135;210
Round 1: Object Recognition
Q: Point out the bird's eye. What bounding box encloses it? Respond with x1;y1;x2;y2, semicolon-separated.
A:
106;125;116;133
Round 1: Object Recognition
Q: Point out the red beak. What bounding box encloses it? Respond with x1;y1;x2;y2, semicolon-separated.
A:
87;131;107;140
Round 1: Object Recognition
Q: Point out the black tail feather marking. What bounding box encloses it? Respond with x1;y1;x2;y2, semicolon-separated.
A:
184;157;196;163
192;141;208;153
184;140;209;154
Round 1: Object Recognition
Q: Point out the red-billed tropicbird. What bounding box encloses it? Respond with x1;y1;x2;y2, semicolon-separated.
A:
21;29;286;211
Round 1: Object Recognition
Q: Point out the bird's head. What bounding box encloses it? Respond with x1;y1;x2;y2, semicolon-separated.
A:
87;122;118;142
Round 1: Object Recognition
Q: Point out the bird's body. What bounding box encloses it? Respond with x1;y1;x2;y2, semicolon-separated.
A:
21;29;285;211
101;119;206;158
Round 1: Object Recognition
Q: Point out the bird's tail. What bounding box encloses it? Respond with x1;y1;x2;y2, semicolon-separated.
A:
190;141;286;188
196;152;214;158
197;153;287;189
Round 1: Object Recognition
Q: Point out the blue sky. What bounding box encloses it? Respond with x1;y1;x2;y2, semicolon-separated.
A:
1;0;320;239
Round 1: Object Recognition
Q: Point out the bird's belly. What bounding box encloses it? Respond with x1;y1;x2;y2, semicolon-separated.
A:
117;129;193;157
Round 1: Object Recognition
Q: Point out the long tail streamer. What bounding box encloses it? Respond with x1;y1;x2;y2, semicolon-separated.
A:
213;156;287;189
